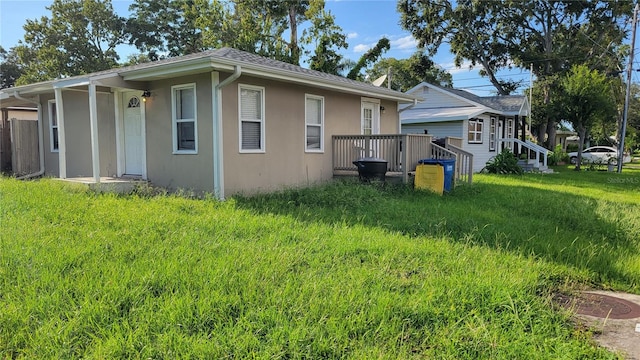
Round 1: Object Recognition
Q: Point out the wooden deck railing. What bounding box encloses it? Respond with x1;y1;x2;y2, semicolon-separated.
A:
332;134;473;185
445;141;473;184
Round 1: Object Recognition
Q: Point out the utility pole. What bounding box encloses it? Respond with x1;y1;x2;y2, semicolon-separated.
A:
618;3;639;173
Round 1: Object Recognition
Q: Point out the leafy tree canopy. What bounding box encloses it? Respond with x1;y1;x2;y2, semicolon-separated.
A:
365;51;452;91
14;0;127;85
0;46;22;89
560;64;617;170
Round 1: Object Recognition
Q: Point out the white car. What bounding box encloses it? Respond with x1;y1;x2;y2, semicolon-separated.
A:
568;146;631;165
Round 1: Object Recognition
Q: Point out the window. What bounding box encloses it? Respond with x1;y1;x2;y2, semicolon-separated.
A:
468;118;483;144
48;100;58;152
305;95;324;152
506;118;514;149
172;84;197;153
239;85;265;152
489;117;496;151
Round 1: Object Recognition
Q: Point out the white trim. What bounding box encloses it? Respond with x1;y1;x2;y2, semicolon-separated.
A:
238;84;266;153
361;99;380;135
117;90;147;178
47;100;59;153
54;88;66;178
171;83;198;154
88;83;101;183
304;94;324;153
468;118;483;144
114;90;123;177
489;116;497;152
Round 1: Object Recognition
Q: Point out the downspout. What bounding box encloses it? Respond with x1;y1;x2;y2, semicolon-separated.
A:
213;65;241;200
13;92;45;180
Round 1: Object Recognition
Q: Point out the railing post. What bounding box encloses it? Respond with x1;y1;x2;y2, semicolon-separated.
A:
402;134;409;183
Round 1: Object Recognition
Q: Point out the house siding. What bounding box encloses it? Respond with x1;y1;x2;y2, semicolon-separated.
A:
40;91;117;178
408;87;470;109
221;74;398;195
401;121;463;138
144;73;214;192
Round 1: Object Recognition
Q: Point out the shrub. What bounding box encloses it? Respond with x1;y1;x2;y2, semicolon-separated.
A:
549;144;569;165
482;149;524;174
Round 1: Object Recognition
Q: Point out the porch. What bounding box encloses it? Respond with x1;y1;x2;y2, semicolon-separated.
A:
332;134;473;185
500;138;552;173
55;176;146;194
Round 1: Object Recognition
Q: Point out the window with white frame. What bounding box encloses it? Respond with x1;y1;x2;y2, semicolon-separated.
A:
305;94;324;152
239;85;265;152
506;118;514;149
489;117;496;151
172;83;197;153
468;118;483;144
48;100;59;152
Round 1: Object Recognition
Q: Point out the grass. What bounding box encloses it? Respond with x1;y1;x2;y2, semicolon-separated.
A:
1;167;638;358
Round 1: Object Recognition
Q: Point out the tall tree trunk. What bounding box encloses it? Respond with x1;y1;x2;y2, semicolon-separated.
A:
575;126;587;170
288;4;300;65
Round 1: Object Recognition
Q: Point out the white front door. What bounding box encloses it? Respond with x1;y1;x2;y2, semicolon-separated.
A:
360;101;381;158
123;92;144;176
361;101;379;135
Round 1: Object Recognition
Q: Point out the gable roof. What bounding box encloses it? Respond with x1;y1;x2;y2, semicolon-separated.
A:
1;47;417;106
403;82;528;118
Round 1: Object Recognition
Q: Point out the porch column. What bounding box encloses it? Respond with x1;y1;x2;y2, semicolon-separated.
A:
88;83;100;183
54;87;67;179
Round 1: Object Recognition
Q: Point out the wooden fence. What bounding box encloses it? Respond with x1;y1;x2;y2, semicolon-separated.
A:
0;111;10;172
10;119;39;176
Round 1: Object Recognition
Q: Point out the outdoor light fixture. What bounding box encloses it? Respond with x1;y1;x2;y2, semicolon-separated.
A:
141;90;151;102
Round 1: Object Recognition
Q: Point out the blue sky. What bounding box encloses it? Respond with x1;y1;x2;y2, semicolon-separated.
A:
0;0;540;95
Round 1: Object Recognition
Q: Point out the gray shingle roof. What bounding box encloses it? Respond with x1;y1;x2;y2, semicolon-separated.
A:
427;82;525;113
2;47;414;102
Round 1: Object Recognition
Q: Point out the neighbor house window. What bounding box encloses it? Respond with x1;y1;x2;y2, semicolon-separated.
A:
305;94;324;152
468;118;483;144
48;100;58;152
172;83;197;153
489;117;496;151
239;84;265;152
506;118;514;149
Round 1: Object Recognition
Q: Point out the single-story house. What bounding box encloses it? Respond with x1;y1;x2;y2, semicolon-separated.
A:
401;82;539;172
0;48;418;198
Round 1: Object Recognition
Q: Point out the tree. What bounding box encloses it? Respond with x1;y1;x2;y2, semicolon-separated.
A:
347;37;390;80
365;51;452;91
398;0;518;95
301;0;348;75
560;65;617;170
128;0;225;59
399;0;632;149
0;46;22;89
14;0;127;85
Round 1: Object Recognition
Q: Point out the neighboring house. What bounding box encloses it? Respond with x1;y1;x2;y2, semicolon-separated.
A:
0;48;416;198
400;82;534;172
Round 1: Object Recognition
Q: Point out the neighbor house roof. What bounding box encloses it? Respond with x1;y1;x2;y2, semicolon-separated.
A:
401;107;488;124
1;47;417;106
402;82;529;121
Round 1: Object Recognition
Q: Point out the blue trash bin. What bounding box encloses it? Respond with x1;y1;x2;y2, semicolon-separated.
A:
419;158;456;191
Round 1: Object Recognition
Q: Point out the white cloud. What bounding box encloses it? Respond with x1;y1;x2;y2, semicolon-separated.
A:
347;32;358;39
353;43;372;53
390;35;417;50
439;60;482;75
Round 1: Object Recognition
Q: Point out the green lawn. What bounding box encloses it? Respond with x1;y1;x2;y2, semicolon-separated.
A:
1;167;638;359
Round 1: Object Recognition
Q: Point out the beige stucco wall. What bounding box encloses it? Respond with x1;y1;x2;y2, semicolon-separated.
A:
144;73;214;191
39;91;116;178
33;71;401;195
220;74;400;196
7;109;37;121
